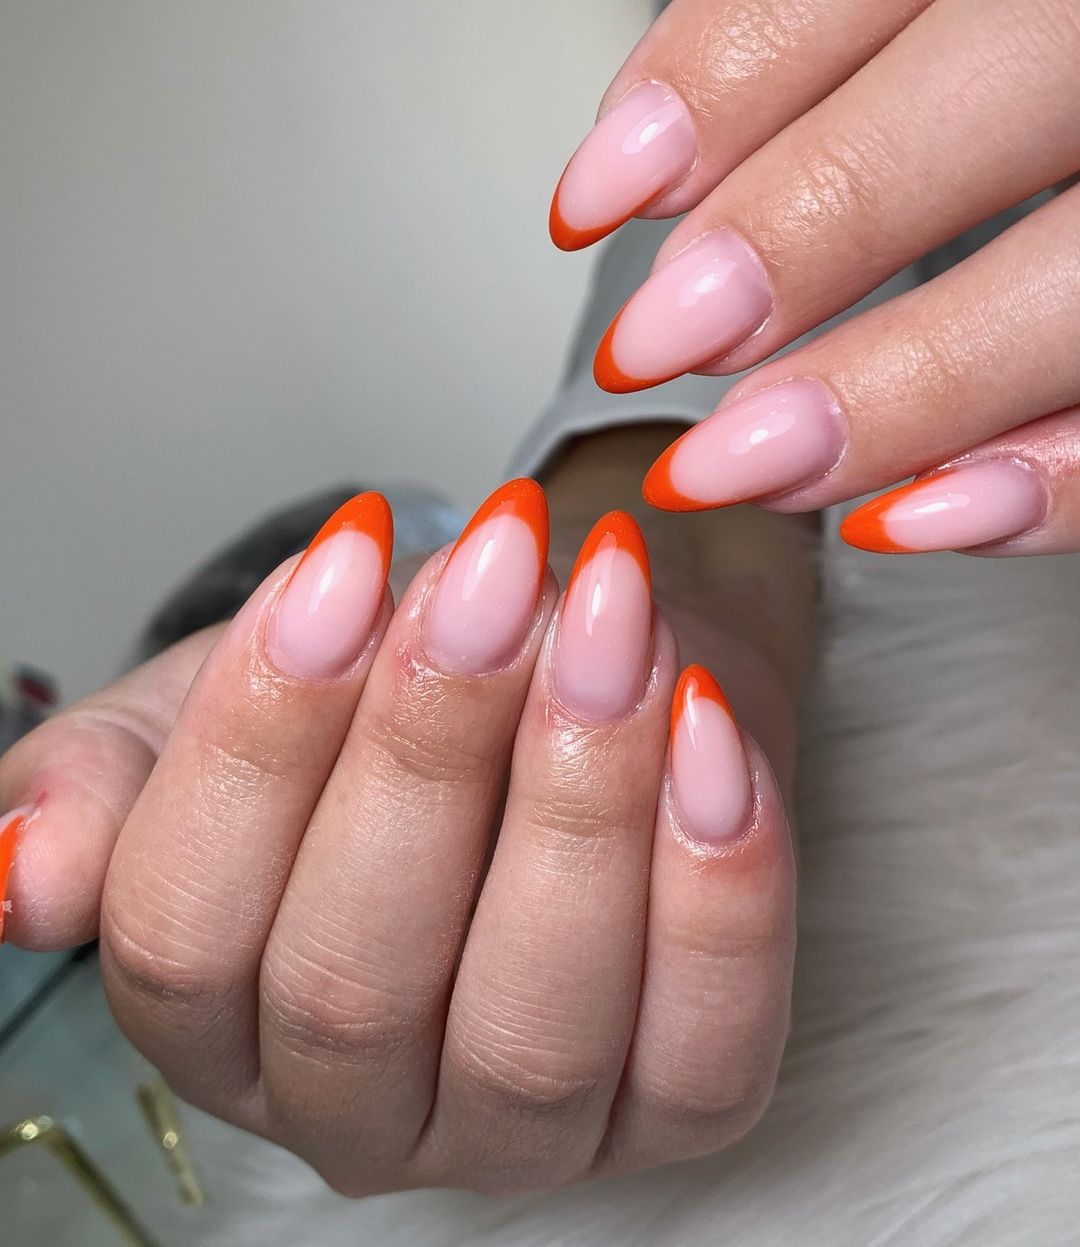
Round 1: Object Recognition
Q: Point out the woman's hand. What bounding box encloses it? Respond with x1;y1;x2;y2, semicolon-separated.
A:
552;0;1080;556
1;478;796;1195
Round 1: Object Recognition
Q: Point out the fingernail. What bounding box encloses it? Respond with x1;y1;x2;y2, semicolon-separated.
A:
644;379;846;510
840;461;1048;554
0;807;29;943
550;82;696;252
594;230;773;393
555;511;653;722
425;479;549;675
670;667;751;844
267;492;393;679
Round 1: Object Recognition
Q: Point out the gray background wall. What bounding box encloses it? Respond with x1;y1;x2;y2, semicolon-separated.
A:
1;0;652;700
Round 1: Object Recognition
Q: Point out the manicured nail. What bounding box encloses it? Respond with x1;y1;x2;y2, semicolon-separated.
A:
425;479;549;675
267;493;393;679
550;83;696;252
669;667;751;844
594;229;773;393
840;461;1047;554
555;511;653;722
0;807;29;943
644;379;846;510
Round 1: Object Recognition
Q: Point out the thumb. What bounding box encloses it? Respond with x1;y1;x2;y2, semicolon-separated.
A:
0;626;221;950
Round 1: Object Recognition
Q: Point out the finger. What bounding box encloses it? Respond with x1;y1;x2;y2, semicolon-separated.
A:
0;626;221;950
840;407;1080;557
418;513;674;1193
593;0;1080;389
644;185;1080;513
100;494;393;1117
256;481;554;1191
603;666;795;1173
550;0;931;249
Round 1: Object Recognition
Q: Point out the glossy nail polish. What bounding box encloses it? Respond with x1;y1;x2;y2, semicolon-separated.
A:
594;230;773;393
644;379;846;510
0;807;28;943
425;479;549;674
555;511;653;722
550;83;696;252
840;461;1047;554
267;492;393;679
669;667;751;844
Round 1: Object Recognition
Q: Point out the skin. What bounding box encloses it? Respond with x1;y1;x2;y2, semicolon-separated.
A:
566;0;1080;553
0;426;816;1194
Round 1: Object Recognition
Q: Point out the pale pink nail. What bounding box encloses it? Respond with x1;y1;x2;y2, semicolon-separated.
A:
555;511;653;723
670;666;752;844
267;493;393;679
595;230;773;392
841;460;1048;554
425;479;549;675
644;378;846;509
550;82;697;251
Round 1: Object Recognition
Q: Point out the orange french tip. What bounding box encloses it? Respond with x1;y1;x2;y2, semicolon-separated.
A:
549;170;631;253
593;307;681;395
641;436;709;512
0;813;24;943
670;664;735;750
569;510;652;595
839;489;916;554
304;492;394;579
454;478;550;567
593;312;651;394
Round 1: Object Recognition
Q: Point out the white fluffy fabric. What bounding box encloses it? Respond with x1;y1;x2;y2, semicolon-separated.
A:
174;528;1080;1245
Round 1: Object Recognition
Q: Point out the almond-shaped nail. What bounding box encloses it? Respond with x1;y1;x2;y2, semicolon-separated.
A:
0;807;29;943
550;82;697;252
594;229;773;393
267;492;393;679
425;479;549;675
644;379;846;510
670;667;751;844
840;461;1048;554
554;511;653;723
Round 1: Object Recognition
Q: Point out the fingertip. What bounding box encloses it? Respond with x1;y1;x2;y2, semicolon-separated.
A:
642;437;709;512
593;313;654;394
839;492;914;553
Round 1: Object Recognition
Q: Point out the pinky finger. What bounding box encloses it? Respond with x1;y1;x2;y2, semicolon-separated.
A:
840;408;1080;557
600;665;796;1176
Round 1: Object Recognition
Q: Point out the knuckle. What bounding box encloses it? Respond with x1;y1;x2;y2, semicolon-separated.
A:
778;126;905;265
526;783;628;855
866;316;974;415
103;908;235;1011
677;2;803;106
668;901;790;969
457;1048;604;1117
636;1067;777;1142
448;1001;607;1118
365;693;493;790
261;942;430;1062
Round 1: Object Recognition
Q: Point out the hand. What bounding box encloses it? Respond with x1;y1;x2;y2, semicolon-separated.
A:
1;469;800;1195
551;0;1080;556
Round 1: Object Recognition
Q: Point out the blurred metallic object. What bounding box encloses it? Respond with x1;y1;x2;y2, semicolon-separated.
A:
0;1116;162;1247
136;1078;205;1207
